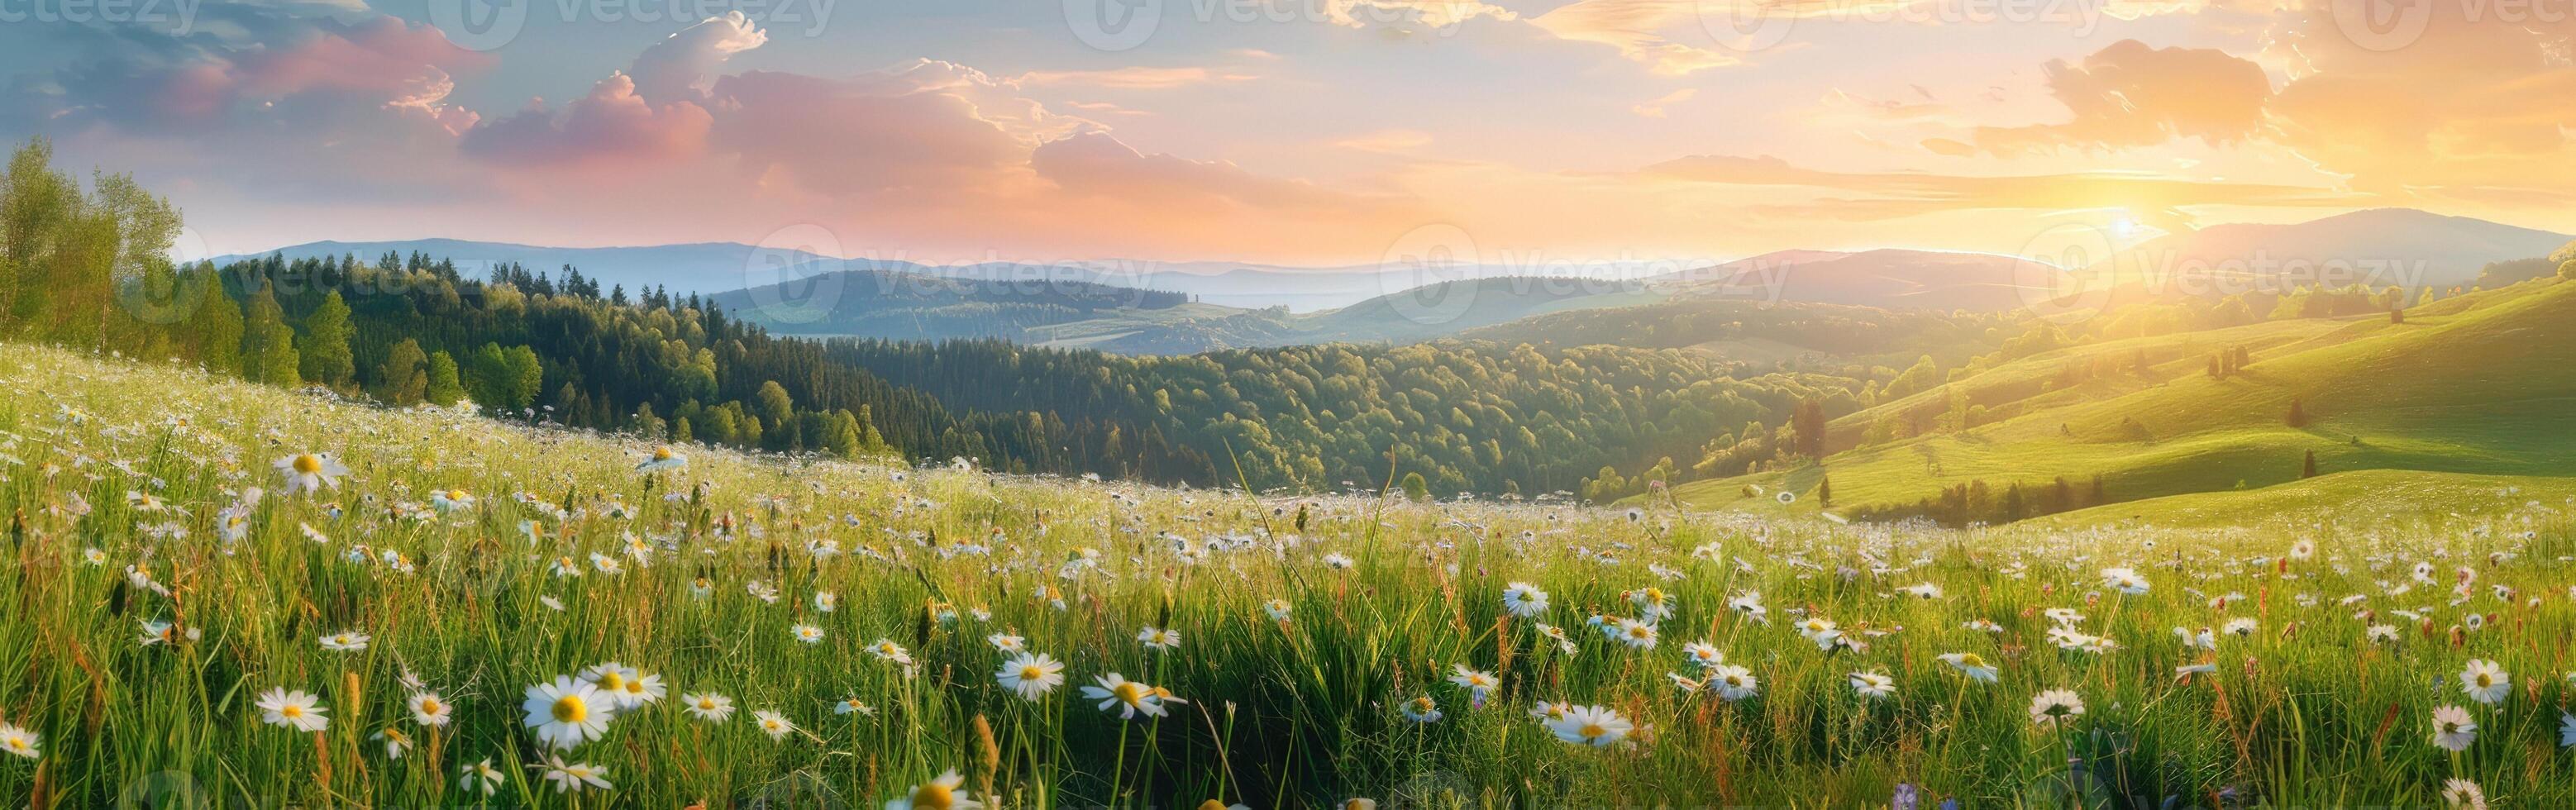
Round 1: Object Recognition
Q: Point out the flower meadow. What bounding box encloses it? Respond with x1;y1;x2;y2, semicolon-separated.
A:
2;345;2576;808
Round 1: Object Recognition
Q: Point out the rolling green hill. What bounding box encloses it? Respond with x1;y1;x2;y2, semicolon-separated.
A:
1668;276;2576;521
2026;469;2576;531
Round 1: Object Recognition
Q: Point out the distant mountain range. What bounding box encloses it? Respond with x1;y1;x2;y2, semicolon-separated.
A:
217;209;2572;350
210;239;1664;312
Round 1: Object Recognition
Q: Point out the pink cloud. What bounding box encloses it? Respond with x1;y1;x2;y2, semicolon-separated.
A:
461;74;711;168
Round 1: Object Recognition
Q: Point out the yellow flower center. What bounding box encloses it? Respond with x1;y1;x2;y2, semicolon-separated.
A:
292;455;322;474
1113;682;1147;706
418;698;441;714
1577;723;1606;739
653;447;674;460
1021;665;1046;679
1958;654;1987;668
552;695;588;722
447;490;468;502
596;672;625;690
2476;674;2493;687
281;705;303;718
623;680;646;695
912;782;956;810
698;698;718;709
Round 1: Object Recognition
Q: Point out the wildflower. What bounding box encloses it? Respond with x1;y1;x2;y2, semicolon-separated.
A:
1545;704;1632;746
318;630;370;651
1798;617;1841;650
522;676;616;750
793;624;826;644
1611;618;1658;650
535;756;613;793
2027;689;2085;728
1448;665;1499;699
430;489;476;512
0;723;36;760
2221;617;2259;637
374;727;414;759
1503;582;1550;617
681;693;736;722
1682;641;1724;669
1323;553;1354;569
2101;567;2149;594
814;591;837;612
2440;778;2488;809
1849;671;1895;698
2459;659;2509;705
1630;586;1672;621
257;688;330;731
885;769;980;810
1939;652;1999;683
1262;599;1293;622
1709;665;1759;701
870;639;914;665
637;446;688;472
836;697;876;716
753;710;796;741
460;758;506;795
997;653;1066;701
987;633;1026;653
408;692;454;727
1081;674;1166;719
1401;696;1443;722
2367;624;2400;644
274;452;348;494
1138;626;1182;651
2431;705;2478;751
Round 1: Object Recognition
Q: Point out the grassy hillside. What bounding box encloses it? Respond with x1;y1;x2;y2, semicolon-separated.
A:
1672;277;2576;518
13;341;2576;808
2030;469;2576;531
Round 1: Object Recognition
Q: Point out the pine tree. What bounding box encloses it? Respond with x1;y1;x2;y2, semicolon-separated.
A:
2287;397;2309;427
1816;474;1832;508
299;289;355;387
2301;450;2318;479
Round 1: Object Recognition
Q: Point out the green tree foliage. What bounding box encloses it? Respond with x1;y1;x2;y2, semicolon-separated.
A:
425;350;464;406
242;280;300;386
300;290;355;387
377;337;429;405
186;267;245;375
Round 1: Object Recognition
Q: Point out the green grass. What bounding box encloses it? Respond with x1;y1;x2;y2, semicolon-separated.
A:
1677;278;2576;522
5;343;2576;808
2031;469;2576;531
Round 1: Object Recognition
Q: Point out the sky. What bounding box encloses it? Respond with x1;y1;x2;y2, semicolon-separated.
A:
0;0;2569;269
